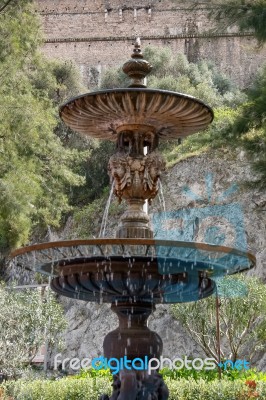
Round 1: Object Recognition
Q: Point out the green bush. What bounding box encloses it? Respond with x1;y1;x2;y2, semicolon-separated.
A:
160;366;266;382
1;377;266;400
73;366;266;382
1;377;111;400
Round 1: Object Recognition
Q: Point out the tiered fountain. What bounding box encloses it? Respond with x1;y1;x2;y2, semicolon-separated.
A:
11;40;255;399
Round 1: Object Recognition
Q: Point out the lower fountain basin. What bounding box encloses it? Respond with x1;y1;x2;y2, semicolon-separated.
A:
49;256;215;303
11;239;255;303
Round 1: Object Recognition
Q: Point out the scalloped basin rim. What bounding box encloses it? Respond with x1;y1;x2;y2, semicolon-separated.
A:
59;87;214;119
59;88;214;140
10;238;256;265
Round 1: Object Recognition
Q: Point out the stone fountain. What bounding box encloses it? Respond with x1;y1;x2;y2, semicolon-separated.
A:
11;40;255;399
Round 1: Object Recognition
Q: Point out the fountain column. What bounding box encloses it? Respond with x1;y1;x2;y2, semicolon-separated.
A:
108;128;165;239
106;122;168;397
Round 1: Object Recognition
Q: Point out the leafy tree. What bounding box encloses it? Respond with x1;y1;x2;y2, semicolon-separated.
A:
171;276;266;363
101;47;244;108
208;0;266;45
0;0;86;254
69;140;115;207
229;65;266;188
179;0;266;187
0;282;67;377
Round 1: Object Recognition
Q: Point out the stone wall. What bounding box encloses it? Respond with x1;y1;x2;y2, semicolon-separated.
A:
36;0;266;88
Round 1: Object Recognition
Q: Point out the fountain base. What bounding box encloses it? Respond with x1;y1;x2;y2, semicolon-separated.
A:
100;370;169;400
101;301;168;400
103;301;162;359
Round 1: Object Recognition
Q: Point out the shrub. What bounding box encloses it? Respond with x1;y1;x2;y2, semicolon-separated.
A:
1;377;266;400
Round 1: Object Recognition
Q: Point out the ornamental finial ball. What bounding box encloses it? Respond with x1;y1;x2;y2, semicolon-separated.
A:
122;38;153;87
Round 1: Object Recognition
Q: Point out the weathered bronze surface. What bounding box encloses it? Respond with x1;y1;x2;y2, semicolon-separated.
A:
108;135;165;204
49;257;215;303
11;239;254;304
10;40;255;400
60;89;213;141
100;301;169;399
122;37;153;88
108;128;166;237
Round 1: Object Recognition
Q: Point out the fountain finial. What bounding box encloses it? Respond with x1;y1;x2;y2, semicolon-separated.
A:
132;37;142;59
122;37;153;87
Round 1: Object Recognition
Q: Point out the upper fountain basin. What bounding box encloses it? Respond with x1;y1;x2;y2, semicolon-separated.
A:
59;89;214;140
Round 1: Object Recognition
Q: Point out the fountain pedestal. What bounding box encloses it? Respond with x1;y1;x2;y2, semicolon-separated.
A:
102;301;168;399
103;301;162;360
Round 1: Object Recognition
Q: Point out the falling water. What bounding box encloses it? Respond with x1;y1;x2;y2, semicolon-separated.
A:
158;179;168;238
99;181;114;238
47;225;53;241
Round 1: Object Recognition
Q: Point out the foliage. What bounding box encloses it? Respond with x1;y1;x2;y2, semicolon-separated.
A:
160;366;266;382
1;376;266;400
208;0;266;45
161;107;238;166
69;140;116;207
165;3;266;186
229;65;266;188
205;0;266;189
70;187;125;238
73;365;266;383
71;195;108;238
100;67;129;90
1;377;111;400
144;49;245;108
0;0;86;253
101;47;244;109
171;275;266;363
0;282;67;377
71;367;112;380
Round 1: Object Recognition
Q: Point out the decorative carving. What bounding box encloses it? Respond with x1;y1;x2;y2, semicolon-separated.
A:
108;151;165;203
122;38;153;88
108;150;165;204
60;90;213;140
107;127;165;238
108;132;165;238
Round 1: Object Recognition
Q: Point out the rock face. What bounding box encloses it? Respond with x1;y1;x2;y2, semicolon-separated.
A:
53;150;266;369
59;299;199;362
163;151;265;281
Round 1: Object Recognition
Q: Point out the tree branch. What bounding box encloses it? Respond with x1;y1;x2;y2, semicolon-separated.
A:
0;0;14;13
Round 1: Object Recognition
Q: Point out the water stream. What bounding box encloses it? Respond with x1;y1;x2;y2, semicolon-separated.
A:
99;181;114;238
158;179;168;238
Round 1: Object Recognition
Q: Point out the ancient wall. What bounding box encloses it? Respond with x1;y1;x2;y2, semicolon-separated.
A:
36;0;266;89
